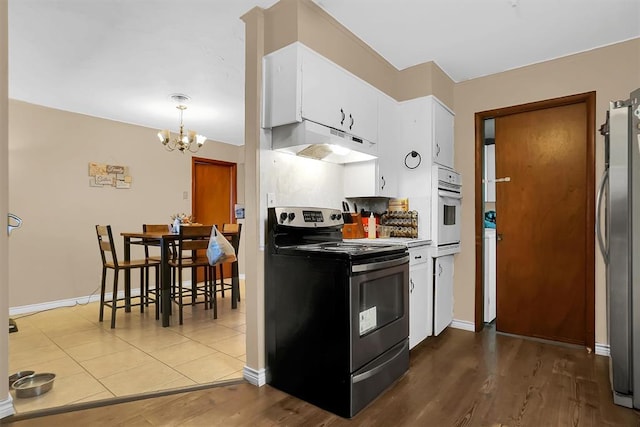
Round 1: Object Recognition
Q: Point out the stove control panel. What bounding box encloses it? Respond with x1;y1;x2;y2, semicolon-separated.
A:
271;207;344;228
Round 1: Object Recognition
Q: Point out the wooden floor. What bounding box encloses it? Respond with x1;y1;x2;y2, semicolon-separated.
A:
4;327;639;426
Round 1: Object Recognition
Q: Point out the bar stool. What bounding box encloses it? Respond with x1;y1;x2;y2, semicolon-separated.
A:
216;223;242;303
142;224;171;311
168;225;217;324
95;225;160;328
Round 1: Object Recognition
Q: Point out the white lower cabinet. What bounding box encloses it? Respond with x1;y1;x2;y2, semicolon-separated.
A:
409;246;433;349
433;255;454;336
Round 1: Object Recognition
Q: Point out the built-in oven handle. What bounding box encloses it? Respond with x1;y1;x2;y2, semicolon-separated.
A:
596;168;609;264
438;190;462;200
352;342;406;384
352;255;410;273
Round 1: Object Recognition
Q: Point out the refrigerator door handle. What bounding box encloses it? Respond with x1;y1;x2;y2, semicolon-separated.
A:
596;168;609;263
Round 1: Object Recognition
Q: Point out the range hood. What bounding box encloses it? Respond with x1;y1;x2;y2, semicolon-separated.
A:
271;120;377;164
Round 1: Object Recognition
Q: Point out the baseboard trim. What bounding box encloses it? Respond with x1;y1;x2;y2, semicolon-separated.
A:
0;394;15;420
595;342;610;357
243;366;266;387
9;275;246;316
9;289;142;316
450;319;475;332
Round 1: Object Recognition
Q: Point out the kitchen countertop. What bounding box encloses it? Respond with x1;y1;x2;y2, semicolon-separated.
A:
346;237;431;248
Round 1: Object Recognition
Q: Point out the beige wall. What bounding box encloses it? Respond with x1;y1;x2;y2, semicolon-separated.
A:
8;101;244;307
263;0;455;108
1;0;11;415
453;38;640;344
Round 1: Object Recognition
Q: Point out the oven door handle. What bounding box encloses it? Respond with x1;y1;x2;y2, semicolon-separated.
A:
352;255;410;273
438;190;462;200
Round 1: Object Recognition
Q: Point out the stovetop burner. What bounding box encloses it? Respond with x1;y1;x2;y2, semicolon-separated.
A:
267;207;408;261
306;242;395;253
288;241;407;258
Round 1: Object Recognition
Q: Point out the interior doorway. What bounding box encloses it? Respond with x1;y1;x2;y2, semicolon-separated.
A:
474;92;596;350
192;157;237;282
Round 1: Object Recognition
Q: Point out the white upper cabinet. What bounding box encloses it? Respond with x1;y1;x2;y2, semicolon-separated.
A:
262;43;302;128
262;42;378;144
344;93;400;198
432;98;455;168
397;97;431;197
395;96;456;187
376;94;401;196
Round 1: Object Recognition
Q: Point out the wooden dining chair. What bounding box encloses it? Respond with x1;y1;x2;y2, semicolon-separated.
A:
168;225;217;324
95;225;161;328
142;224;171;259
142;224;171;310
216;223;242;302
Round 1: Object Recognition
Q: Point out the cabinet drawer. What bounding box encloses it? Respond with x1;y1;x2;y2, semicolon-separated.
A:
409;247;429;266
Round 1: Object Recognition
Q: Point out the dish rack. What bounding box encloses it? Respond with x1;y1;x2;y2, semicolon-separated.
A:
380;210;418;238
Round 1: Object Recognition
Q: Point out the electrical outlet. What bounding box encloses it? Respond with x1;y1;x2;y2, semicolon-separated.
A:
267;192;276;207
183;191;188;200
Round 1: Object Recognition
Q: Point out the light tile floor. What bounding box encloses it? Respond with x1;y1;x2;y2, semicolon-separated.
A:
8;281;246;414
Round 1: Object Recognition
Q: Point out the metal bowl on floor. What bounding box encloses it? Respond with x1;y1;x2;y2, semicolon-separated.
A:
11;373;56;398
8;371;35;388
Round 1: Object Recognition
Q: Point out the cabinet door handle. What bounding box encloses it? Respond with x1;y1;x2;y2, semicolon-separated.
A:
410;278;414;293
349;113;354;130
414;255;422;259
436;143;441;156
380;176;386;190
438;264;443;276
340;108;345;125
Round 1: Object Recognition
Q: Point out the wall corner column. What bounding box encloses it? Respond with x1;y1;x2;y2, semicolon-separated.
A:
0;0;15;418
241;7;267;385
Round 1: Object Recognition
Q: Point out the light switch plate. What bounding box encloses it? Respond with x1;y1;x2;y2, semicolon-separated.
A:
267;193;276;207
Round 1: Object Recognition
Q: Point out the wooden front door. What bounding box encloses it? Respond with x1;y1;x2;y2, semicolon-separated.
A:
493;96;594;347
192;157;237;280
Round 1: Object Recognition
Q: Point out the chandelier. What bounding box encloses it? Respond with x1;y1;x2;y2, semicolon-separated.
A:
157;94;207;153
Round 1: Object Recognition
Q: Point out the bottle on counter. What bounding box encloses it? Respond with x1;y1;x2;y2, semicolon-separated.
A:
368;213;376;239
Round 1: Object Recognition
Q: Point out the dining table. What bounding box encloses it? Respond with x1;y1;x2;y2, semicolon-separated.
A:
121;227;240;327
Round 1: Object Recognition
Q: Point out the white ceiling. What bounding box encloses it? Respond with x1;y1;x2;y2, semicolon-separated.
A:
8;0;640;147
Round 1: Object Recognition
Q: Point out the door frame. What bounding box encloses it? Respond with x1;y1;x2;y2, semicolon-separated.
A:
473;91;596;351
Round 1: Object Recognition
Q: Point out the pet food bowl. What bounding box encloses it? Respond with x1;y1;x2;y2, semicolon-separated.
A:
11;373;56;398
8;371;34;388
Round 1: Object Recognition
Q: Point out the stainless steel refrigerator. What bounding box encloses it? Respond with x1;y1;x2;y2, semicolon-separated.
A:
597;88;640;408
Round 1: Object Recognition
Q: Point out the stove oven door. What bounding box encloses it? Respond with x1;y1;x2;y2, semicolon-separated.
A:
349;254;409;372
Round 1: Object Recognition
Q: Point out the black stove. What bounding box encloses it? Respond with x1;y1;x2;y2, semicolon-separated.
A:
265;206;410;418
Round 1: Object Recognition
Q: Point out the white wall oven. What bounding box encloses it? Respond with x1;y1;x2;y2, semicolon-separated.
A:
431;165;462;255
